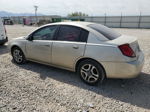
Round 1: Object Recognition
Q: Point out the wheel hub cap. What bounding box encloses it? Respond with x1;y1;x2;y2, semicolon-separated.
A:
13;49;23;63
80;64;99;83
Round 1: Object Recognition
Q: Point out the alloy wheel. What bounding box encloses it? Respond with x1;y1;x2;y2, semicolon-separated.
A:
13;49;23;63
80;64;99;83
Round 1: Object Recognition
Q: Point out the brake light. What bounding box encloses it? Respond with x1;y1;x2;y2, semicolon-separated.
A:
118;44;136;57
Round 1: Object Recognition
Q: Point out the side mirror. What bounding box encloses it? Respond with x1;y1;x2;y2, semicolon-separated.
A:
27;35;33;41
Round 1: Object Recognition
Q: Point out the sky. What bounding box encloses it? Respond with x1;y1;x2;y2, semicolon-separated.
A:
0;0;150;16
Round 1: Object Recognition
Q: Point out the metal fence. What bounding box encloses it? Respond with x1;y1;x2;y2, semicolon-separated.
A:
5;16;61;24
3;15;150;28
85;16;150;28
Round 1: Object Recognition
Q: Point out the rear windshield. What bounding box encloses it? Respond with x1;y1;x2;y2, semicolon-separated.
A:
88;24;121;40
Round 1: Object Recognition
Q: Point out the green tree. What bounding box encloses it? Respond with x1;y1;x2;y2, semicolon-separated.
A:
68;12;88;17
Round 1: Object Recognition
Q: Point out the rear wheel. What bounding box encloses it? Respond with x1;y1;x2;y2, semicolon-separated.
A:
12;47;26;64
77;60;105;85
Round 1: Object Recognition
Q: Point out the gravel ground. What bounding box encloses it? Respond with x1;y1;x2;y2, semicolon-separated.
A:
0;25;150;112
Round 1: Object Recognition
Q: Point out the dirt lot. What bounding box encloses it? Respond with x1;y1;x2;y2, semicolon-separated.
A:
0;25;150;112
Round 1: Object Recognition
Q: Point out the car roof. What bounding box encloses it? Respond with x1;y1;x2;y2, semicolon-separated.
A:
43;21;94;28
32;21;111;41
33;21;109;41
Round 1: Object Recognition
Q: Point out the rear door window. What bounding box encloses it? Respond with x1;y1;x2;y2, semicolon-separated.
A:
57;25;80;42
79;29;89;42
56;25;89;42
88;24;121;40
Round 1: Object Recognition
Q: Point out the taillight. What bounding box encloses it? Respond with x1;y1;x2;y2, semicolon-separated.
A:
118;44;136;57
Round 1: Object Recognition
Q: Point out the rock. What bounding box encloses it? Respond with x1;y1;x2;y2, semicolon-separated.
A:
87;103;94;108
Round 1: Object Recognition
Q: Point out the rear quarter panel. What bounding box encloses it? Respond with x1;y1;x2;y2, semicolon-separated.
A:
84;32;125;62
84;43;124;62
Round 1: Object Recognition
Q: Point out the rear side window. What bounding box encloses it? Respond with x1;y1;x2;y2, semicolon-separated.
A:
57;26;80;42
79;29;89;42
88;24;121;40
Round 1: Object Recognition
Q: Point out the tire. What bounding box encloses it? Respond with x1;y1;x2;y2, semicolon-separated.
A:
12;47;26;64
77;59;105;85
0;43;5;45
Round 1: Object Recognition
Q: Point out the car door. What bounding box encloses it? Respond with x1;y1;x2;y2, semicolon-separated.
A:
52;25;89;69
26;25;58;63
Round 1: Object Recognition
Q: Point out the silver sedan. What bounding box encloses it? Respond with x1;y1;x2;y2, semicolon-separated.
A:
8;22;144;85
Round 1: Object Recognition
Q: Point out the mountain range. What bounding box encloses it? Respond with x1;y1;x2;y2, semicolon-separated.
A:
0;11;44;17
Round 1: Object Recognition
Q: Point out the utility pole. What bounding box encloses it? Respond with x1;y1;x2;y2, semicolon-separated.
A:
104;13;107;25
138;12;142;28
120;12;122;28
34;5;38;25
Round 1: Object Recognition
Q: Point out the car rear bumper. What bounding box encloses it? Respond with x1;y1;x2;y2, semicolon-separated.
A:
102;52;144;78
0;37;8;44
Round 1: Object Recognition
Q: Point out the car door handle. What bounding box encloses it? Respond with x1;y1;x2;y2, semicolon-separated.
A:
73;45;79;49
